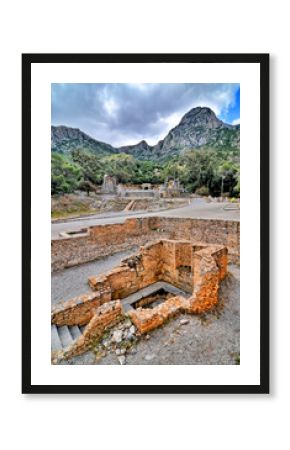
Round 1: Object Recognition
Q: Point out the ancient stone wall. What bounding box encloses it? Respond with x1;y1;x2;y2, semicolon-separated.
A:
128;296;188;334
64;301;124;358
127;244;228;333
149;217;239;263
161;240;203;293
51;218;156;271
51;290;112;326
51;239;229;360
52;217;239;272
52;240;228;337
88;241;164;298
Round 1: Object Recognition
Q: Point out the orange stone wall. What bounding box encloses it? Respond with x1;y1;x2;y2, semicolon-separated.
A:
52;240;227;336
51;290;112;326
87;240;217;299
128;242;228;333
63;301;124;358
150;217;239;263
128;296;189;334
52;217;239;271
88;241;164;298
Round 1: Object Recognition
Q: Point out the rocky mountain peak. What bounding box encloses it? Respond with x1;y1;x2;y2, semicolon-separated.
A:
136;139;150;149
178;106;223;129
51;106;239;160
118;139;152;154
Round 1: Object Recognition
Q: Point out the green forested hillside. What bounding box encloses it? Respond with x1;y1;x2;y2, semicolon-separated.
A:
51;107;240;197
51;146;239;197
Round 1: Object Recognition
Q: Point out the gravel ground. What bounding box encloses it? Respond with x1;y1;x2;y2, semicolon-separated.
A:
51;247;138;304
60;264;240;365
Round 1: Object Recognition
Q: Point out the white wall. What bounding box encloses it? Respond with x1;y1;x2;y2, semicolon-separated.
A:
0;1;287;449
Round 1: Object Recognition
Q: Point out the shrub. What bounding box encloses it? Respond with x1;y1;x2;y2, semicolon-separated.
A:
195;186;210;196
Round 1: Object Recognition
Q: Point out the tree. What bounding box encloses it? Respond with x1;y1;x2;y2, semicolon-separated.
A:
51;153;82;195
216;161;240;196
71;149;104;184
78;180;97;196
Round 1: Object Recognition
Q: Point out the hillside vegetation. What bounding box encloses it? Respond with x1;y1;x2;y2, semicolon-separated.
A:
51;106;240;197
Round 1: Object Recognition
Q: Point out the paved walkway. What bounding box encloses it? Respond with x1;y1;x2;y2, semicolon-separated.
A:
51;247;138;305
51;199;240;239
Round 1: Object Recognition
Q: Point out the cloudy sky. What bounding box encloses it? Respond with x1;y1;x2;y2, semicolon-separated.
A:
51;83;240;147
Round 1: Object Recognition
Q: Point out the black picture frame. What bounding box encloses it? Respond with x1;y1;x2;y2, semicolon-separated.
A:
22;53;269;394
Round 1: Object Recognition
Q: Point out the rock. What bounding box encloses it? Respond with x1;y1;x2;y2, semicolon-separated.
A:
126;328;136;341
129;325;136;334
180;318;189;325
115;348;121;356
112;330;123;343
145;334;151;340
122;329;129;339
120;348;126;355
118;356;126;365
123;319;132;329
145;354;156;361
111;107;239;159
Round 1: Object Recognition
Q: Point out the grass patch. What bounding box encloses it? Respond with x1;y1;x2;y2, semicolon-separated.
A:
51;208;97;219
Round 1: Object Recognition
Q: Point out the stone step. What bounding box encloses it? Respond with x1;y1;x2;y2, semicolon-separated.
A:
70;325;82;341
58;325;74;349
51;324;62;352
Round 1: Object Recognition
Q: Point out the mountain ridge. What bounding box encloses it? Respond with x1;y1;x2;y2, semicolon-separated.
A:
51;125;116;156
52;106;239;160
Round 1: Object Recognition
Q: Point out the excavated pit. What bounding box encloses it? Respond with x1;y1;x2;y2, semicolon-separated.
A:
132;289;172;309
51;238;228;359
119;281;191;313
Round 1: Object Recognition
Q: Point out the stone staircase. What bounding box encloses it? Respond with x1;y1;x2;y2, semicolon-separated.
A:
123;200;135;211
51;324;87;353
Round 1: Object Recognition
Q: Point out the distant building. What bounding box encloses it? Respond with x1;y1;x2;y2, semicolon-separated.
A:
160;178;183;198
141;183;152;191
101;175;117;194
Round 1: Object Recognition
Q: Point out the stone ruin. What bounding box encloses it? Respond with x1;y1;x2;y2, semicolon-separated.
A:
120;185;158;199
141;183;152;190
51;217;240;271
51;238;228;360
159;178;183;198
101;174;117;194
100;175;185;200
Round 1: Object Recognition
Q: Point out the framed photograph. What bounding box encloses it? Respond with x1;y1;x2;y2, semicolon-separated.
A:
22;53;269;394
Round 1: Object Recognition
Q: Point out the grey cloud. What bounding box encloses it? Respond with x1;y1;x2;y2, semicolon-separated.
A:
51;83;239;146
